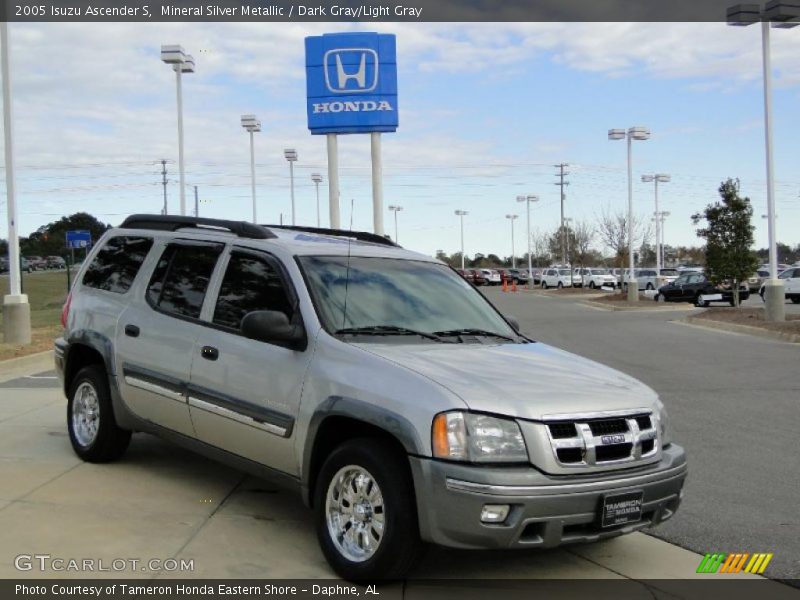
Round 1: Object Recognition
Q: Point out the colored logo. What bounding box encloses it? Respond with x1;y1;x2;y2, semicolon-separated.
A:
696;553;773;574
324;49;378;93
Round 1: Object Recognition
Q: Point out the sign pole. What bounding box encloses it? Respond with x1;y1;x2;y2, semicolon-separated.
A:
327;133;340;229
371;132;384;236
1;21;31;344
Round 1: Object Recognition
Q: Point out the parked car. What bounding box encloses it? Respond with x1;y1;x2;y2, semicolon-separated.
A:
55;214;685;580
507;268;530;284
46;255;67;269
468;269;488;286
758;267;800;304
622;269;659;292
571;268;583;287
25;256;47;271
479;268;502;286
0;257;8;273
658;269;680;284
656;272;750;307
581;268;617;289
540;268;573;289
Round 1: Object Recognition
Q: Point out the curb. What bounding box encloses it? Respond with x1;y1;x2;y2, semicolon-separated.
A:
0;350;55;382
681;316;800;343
582;300;697;312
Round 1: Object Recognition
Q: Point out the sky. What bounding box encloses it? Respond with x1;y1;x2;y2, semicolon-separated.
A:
0;21;799;260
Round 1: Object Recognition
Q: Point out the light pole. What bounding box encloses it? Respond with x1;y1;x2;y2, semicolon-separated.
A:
1;22;31;344
641;173;671;277
505;214;519;268
241;115;261;224
517;194;539;289
455;210;469;270
284;149;298;225
728;1;798;321
563;217;573;265
161;45;195;216
609;126;650;302
388;205;403;243
311;173;323;227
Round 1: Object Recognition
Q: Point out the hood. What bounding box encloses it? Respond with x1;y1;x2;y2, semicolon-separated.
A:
355;341;658;420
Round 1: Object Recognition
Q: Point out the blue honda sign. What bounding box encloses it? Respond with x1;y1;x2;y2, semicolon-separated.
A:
305;32;398;135
65;230;92;249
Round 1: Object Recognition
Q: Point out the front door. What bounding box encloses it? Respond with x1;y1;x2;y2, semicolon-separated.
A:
187;248;314;476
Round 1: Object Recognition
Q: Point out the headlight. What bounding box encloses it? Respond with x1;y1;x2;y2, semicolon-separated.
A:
655;398;672;447
432;412;528;463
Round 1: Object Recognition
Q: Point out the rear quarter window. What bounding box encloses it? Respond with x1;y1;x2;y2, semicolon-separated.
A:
81;236;154;294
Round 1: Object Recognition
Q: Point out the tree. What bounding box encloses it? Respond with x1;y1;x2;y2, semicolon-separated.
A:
691;179;758;307
21;213;111;257
529;228;551;267
596;206;652;283
571;220;596;267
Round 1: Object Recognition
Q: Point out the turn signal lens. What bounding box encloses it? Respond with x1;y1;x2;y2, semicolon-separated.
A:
432;412;467;460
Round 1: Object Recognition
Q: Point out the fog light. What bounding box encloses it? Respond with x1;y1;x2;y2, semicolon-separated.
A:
480;504;510;523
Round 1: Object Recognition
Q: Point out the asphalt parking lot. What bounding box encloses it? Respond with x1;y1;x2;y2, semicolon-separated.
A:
488;288;800;581
0;290;797;585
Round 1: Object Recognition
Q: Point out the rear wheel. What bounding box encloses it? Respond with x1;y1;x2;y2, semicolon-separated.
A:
541;281;547;289
589;281;596;289
314;439;421;580
67;365;131;463
695;293;709;308
655;293;665;303
646;283;654;291
557;281;563;289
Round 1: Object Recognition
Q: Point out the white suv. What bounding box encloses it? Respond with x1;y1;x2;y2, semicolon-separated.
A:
581;268;617;289
541;268;573;288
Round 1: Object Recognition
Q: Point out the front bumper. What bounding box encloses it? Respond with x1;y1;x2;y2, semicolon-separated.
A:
410;444;686;549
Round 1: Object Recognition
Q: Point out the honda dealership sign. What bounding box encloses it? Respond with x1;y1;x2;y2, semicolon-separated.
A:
305;32;398;135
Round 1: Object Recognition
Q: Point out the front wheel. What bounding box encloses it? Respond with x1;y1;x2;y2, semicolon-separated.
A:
655;293;665;303
541;281;547;289
557;281;564;289
646;283;654;291
314;439;422;580
695;293;709;308
67;365;131;462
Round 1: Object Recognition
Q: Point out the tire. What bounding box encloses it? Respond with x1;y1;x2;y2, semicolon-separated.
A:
557;282;563;289
541;281;547;289
622;283;628;293
655;293;664;303
589;281;596;289
792;297;800;305
314;438;422;581
67;365;131;463
694;293;709;308
646;283;654;291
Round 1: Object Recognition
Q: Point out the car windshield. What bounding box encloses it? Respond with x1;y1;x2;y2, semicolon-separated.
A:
590;269;606;274
299;256;518;341
558;269;571;275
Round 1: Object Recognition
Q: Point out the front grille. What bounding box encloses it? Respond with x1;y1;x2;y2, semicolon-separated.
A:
542;411;659;469
595;443;633;461
548;423;577;439
588;419;628;436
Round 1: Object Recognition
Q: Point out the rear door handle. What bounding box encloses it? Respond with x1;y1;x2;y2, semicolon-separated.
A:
124;324;140;338
201;346;219;361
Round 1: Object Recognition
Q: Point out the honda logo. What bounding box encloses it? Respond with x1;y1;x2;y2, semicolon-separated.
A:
324;48;378;93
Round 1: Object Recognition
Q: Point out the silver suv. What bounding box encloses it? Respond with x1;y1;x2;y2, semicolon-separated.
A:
55;215;687;580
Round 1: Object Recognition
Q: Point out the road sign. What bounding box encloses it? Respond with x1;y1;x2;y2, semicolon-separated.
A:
305;32;398;135
65;230;92;249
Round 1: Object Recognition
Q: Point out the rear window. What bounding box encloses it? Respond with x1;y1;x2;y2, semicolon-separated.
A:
147;243;223;319
82;236;153;294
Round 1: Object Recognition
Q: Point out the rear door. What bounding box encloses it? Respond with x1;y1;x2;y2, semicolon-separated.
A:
187;247;313;476
115;240;224;437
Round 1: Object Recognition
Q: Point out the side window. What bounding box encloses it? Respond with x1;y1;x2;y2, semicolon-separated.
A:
213;252;294;330
82;236;153;293
146;243;223;319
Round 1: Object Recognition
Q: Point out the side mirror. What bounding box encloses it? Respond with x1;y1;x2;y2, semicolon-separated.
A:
505;315;521;334
241;310;305;350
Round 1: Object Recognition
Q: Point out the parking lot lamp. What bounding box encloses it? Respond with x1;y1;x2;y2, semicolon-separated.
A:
311;173;323;227
518;194;540;289
241;115;261;223
284;149;298;225
609;126;650;302
505;215;519;268
642;174;671;277
659;211;670;267
388;205;403;243
161;45;194;216
727;2;798;320
455;210;469;270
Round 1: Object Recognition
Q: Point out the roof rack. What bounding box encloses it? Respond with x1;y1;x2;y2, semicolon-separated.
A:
264;224;400;248
120;214;275;240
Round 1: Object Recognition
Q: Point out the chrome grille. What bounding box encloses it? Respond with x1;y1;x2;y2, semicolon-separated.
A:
543;411;659;468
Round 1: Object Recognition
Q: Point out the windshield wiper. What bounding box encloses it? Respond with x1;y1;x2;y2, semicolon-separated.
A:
335;325;445;342
432;328;517;342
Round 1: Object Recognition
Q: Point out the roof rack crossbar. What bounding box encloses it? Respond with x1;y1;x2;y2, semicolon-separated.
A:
263;224;399;247
120;214;275;240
